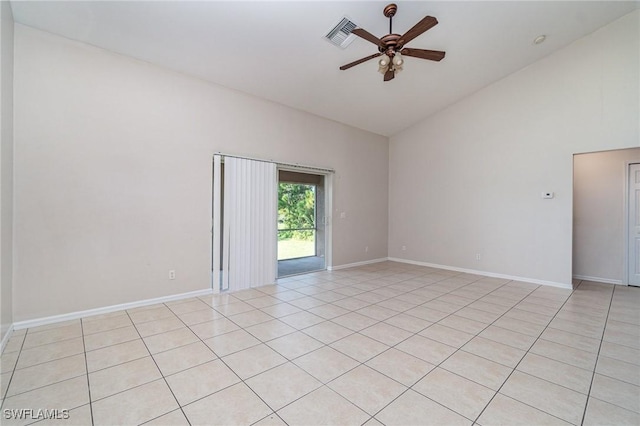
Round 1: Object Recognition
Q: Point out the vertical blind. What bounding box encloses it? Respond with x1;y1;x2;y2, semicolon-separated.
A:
213;155;277;292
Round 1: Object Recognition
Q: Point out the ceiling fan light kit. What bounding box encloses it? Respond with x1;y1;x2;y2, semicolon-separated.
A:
340;3;446;82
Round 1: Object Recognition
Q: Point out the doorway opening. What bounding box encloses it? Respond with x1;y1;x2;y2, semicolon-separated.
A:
572;147;640;287
277;170;326;277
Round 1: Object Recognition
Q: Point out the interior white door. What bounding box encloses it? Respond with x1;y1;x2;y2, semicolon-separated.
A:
628;163;640;286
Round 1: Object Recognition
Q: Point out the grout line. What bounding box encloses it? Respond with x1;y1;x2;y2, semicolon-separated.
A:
78;319;95;426
579;282;616;425
124;309;193;426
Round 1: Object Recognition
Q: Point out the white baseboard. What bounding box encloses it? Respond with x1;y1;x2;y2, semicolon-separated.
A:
1;324;14;353
572;275;624;285
388;257;573;289
328;258;388;271
13;288;213;331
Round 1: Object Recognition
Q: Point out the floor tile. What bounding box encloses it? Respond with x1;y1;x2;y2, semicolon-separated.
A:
222;344;287;379
82;316;131;336
189;318;239;340
276;385;369;426
599;341;639;366
500;371;587;424
266;331;324;360
251;413;288;426
1;377;89;422
382;313;431;333
477;393;571;425
165;359;240;406
437;314;487;334
129;306;176;324
419;323;475;348
360;322;413;346
293;346;359;383
589;373;640;413
375;389;471;426
404;305;450;322
328;365;407;415
330;333;389;363
440;350;512;391
278;311;325;329
22;324;83;348
33;403;92;426
213;301;256;316
152;341;217;376
365;348;435;386
530;338;598;371
143;327;199;354
307;303;350;320
135;317;185;338
478;325;536;351
260;303;302;318
246;362;322;411
331;312;378;331
182;382;272;426
356;305;398;321
396;335;457;365
583;397;640;426
83;325;139;351
203;329;260;357
302;321;353;344
596;356;640;386
8;354;86;396
540;328;601;353
145;408;190;425
92;379;178;426
15;338;85;370
86;339;148;372
176;308;224;326
517;352;593;394
245;295;283;309
455;307;501;324
166;298;212;315
228;310;274;328
244;319;296;342
414;367;495;420
89;356;161;401
462;336;526;368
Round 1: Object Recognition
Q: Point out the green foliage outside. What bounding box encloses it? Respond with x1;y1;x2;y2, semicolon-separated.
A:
278;183;315;241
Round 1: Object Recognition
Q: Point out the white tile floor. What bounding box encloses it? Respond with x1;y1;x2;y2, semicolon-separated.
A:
1;261;639;425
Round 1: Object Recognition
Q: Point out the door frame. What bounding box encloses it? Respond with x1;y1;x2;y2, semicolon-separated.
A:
624;161;640;286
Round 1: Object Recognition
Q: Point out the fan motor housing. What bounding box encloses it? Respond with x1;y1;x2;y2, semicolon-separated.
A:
379;34;403;54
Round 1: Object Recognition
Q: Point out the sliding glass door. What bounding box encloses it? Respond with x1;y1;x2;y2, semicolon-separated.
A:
277;183;317;260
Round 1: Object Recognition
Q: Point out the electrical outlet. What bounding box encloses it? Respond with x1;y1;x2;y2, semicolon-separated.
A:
365;246;369;253
402;245;407;251
169;270;176;280
475;254;481;261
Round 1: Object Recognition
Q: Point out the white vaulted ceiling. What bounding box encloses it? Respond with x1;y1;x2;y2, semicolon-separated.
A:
10;1;639;136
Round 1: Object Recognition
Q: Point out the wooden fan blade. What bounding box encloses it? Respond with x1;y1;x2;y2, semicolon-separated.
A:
400;48;446;61
339;52;382;70
352;28;382;46
384;68;395;82
399;16;438;46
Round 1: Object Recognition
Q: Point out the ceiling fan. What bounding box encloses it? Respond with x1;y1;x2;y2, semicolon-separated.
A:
340;3;446;82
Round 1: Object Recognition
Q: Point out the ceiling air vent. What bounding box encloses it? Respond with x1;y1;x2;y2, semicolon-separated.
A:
325;17;358;49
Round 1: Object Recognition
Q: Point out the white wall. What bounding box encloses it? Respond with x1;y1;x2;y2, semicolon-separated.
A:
389;11;639;286
573;148;640;284
0;0;14;339
13;25;389;322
